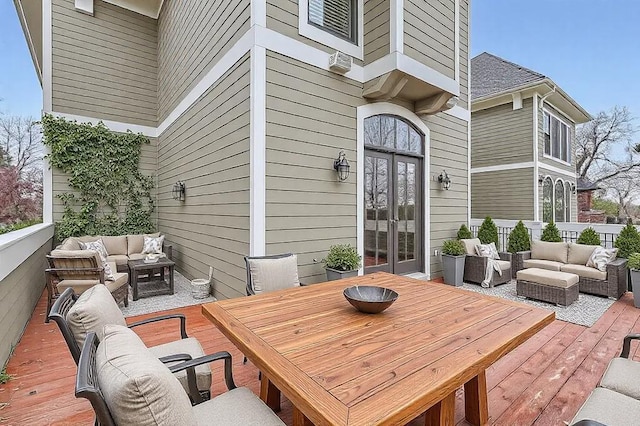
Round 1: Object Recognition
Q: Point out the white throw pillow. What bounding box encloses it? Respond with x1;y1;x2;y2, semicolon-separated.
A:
80;239;115;281
475;242;500;260
587;247;618;272
142;235;165;255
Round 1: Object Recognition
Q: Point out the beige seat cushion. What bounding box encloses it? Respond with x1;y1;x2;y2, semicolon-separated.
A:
560;264;607;281
531;240;569;263
247;255;300;294
97;325;197;426
516;268;579;288
496;260;511;271
106;254;129;267
571;387;640;426
106;272;129;292
127;233;160;255
57;279;101;294
460;238;481;256
522;259;564;271
128;253;147;261
102;236;128;256
66;284;126;349
600;357;640;400
568;243;599;266
192;387;285;426
149;337;211;393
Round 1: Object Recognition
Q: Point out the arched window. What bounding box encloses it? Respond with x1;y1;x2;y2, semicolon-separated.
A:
555;180;565;222
542;177;553;223
565;182;571;222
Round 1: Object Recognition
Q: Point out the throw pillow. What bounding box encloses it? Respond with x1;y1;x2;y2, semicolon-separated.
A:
475;242;500;260
142;235;165;255
80;239;115;281
587;247;618;272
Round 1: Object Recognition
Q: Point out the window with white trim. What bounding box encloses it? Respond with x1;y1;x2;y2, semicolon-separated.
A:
542;177;573;223
308;0;357;43
543;111;571;163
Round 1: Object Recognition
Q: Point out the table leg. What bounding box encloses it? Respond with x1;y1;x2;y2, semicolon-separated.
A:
464;370;489;426
293;407;313;426
132;271;139;301
169;265;174;294
260;374;281;412
424;391;455;426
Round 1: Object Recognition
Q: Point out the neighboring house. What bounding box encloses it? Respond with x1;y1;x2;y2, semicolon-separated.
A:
470;52;591;223
15;0;470;298
576;177;605;223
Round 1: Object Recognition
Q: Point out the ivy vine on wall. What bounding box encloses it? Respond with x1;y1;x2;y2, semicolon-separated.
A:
42;114;155;240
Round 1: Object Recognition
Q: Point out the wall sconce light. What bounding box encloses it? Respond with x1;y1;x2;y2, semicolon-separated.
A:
172;181;186;201
570;182;577;194
333;150;350;182
438;170;451;190
538;174;545;185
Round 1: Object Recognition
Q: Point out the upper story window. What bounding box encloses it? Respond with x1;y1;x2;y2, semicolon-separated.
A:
543;110;571;163
308;0;357;43
299;0;363;59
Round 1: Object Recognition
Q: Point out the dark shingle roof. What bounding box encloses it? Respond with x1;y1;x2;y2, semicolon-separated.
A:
471;52;546;100
577;177;599;192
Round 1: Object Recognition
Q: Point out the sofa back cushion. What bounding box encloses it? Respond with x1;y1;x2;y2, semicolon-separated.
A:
461;238;481;256
531;240;569;263
97;325;197;426
246;255;300;294
58;237;82;251
127;233;160;255
568;243;600;266
101;236;128;256
67;284;126;349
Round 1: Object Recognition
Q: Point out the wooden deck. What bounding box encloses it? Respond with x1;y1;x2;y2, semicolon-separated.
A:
1;288;640;426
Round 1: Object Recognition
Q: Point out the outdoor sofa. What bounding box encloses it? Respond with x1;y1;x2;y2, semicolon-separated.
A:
513;240;627;299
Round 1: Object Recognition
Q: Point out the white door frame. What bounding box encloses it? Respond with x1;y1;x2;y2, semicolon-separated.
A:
356;103;431;277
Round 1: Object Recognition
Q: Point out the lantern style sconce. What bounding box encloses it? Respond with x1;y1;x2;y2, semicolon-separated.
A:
570;182;577;194
172;181;186;201
333;150;350;182
438;170;451;190
538;174;545;185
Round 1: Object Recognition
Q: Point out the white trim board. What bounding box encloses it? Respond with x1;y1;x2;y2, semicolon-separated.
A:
15;0;42;82
538;162;576;178
43;0;53;223
52;112;157;137
249;46;266;257
356;102;431;278
470;162;534;174
251;0;266;27
0;223;54;282
533;95;540;221
389;0;403;53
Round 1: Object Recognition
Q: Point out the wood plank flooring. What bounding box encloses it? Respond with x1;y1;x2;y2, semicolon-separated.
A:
1;288;639;426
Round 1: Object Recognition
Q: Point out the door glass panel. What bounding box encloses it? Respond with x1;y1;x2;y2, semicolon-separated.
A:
398;162;416;262
364;116;380;146
364;156;389;267
395;121;409;152
380;116;395;148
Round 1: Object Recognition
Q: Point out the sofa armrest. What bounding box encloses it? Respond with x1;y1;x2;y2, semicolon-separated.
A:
499;252;512;262
520;251;532;261
620;333;640;358
607;257;628;299
163;243;173;261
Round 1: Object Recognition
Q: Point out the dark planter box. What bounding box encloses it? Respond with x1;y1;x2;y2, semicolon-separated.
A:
442;254;465;286
326;268;359;281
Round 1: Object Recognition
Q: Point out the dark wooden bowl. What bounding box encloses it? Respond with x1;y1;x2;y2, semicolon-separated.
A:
343;285;399;314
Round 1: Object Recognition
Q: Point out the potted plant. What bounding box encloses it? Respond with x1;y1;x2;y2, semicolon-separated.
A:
442;239;466;286
457;224;473;240
541;221;562;242
507;220;531;278
477;216;499;249
324;244;362;281
614;219;640;291
577;227;601;245
628;253;640;308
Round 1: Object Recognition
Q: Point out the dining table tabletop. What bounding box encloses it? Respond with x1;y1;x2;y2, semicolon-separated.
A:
201;272;555;425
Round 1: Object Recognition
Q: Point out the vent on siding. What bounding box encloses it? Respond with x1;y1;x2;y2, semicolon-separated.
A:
308;0;356;43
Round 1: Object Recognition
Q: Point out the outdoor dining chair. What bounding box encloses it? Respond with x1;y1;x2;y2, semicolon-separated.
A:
48;285;213;402
76;326;285;426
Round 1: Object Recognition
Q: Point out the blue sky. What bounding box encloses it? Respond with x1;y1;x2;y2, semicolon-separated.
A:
0;1;638;127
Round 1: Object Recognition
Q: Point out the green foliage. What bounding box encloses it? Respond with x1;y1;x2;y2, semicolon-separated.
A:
507;221;531;253
541;221;562;242
592;197;620;217
0;219;42;235
442;239;466;256
477;216;499;249
577;227;601;246
627;253;640;270
323;244;362;271
456;224;473;240
614;220;640;258
0;367;12;384
41;114;155;240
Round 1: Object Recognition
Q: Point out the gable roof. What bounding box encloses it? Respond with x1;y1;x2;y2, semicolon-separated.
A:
471;52;546;100
577;177;599;192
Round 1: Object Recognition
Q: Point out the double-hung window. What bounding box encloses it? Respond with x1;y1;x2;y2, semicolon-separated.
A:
308;0;357;43
543;111;572;163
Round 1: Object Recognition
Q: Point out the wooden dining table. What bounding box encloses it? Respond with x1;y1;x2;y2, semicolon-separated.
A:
202;272;554;426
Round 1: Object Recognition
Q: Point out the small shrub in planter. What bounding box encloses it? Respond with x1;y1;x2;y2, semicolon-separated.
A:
628;253;640;271
541;221;562;242
477;217;499;249
457;224;473;240
614;219;640;259
576;227;601;245
628;253;640;308
324;244;362;281
507;221;530;253
441;240;466;287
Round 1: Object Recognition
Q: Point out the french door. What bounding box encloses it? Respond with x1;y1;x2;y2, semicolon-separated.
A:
364;150;422;274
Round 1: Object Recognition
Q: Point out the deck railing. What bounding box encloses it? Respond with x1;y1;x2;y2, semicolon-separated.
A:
469;219;633;250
